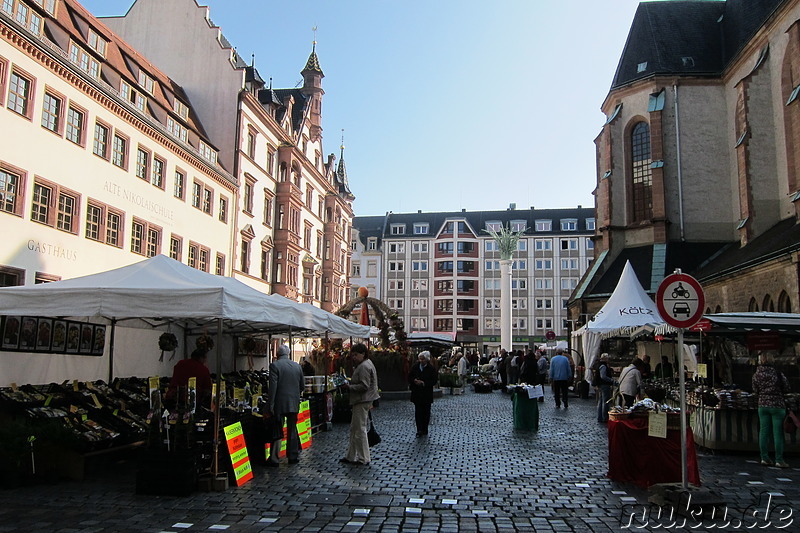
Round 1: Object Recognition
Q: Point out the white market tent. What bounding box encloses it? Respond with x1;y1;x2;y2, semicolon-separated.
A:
574;260;672;382
0;254;370;385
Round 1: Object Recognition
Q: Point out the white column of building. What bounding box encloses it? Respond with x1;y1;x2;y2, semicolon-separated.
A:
500;258;513;352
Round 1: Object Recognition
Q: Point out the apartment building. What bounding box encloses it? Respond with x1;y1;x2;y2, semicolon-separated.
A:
0;0;235;286
352;207;594;352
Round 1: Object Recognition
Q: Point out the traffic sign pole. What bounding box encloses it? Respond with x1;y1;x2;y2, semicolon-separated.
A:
678;328;687;490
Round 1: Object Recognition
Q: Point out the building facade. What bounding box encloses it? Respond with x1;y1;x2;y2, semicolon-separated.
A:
0;0;355;318
102;0;355;311
0;0;235;286
353;207;594;352
571;0;800;322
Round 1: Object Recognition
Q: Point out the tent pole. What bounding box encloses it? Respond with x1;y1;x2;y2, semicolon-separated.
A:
108;318;117;384
212;317;223;477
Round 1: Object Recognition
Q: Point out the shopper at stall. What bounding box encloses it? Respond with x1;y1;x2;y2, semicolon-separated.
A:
752;352;790;468
408;350;438;437
640;355;652;380
618;358;644;407
457;351;470;384
166;347;213;407
654;356;674;380
300;356;315;376
520;351;538;385
594;353;615;423
497;349;509;387
341;343;379;465
549;349;573;408
267;345;305;466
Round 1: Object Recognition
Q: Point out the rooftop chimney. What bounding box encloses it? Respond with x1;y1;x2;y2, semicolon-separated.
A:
509;203;516;210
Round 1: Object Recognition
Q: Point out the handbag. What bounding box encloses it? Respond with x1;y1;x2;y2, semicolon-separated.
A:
265;413;284;442
367;412;381;447
784;410;800;435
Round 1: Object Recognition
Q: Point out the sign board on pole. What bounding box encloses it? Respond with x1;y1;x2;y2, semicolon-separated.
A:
656;273;705;329
545;330;556;341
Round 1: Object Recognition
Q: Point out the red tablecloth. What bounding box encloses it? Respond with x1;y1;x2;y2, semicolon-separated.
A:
607;417;701;488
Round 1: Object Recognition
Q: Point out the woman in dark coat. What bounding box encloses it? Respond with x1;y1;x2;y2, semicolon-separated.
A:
408;350;438;437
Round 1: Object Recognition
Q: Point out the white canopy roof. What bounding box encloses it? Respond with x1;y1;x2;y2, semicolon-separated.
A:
584;260;670;337
0;255;370;338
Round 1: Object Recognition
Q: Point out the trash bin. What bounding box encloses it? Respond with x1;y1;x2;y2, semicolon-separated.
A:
512;389;539;431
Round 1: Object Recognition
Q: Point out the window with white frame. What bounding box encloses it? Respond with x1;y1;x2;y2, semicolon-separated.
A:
510;220;526;232
484;318;499;330
518;240;527;251
535;220;552;232
173;99;189;120
367;261;377;277
561;258;578;270
536;319;544;329
390;299;404;309
388;260;404;272
513;298;527;309
535;279;552;289
485;260;499;271
485;221;501;232
198;141;217;164
411;317;427;330
351;262;360;276
413;223;428;234
390;224;405;235
545;318;553;329
561;278;577;290
512;318;527;329
412;242;428;253
367;238;377;251
388;242;405;253
412;260;428;271
535;259;552;270
485;279;500;290
587;238;594;250
120;81;146;112
512;260;526;270
388;279;404;290
167;117;188;142
411;279;428;291
411;298;428;309
561;238;578;250
485;240;498;252
511;279;527;289
586;218;596;230
138;70;155;94
561;219;577;231
535;239;552;251
536;298;552;309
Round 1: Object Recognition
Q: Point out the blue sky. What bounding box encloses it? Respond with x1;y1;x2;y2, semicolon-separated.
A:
80;0;644;217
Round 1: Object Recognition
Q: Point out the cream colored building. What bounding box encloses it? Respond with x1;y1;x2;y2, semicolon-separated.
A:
0;0;235;286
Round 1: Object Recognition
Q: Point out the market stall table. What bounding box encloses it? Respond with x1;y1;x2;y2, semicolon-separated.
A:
607;416;700;488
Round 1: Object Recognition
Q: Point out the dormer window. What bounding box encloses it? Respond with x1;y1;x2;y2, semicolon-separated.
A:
87;29;106;57
510;220;526;232
486;221;501;232
173;98;189;120
120;80;146;112
413;223;429;235
390;224;405;235
561;219;577;231
167;116;188;142
198;141;217;164
31;0;55;14
138;70;155;95
535;219;552;232
69;41;100;79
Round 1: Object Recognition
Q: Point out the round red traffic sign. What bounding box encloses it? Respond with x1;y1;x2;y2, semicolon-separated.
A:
545;330;556;341
656;273;705;329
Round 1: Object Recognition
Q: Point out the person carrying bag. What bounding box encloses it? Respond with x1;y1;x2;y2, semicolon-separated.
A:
367;411;381;447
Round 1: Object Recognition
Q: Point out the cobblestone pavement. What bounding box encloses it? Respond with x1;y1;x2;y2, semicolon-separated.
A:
1;389;798;532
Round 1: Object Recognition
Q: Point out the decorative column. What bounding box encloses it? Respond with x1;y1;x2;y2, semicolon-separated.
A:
485;225;524;353
499;259;513;352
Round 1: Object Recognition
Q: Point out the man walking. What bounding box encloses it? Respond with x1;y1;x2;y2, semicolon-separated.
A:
549;349;573;408
267;345;305;466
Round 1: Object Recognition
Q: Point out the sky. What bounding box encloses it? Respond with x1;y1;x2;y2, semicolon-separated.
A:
79;0;644;218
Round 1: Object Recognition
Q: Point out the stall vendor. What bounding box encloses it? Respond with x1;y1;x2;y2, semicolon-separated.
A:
167;348;213;406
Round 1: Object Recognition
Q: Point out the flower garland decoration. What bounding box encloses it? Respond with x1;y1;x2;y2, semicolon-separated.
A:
158;332;178;362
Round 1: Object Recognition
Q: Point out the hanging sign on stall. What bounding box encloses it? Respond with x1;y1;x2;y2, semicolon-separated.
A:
648;411;668;439
223;421;253;487
689;318;712;332
656;273;705;329
696;364;708;378
265;400;312;459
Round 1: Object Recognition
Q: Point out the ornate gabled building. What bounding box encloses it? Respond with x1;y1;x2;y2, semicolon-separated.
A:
570;0;800;322
102;0;355;310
